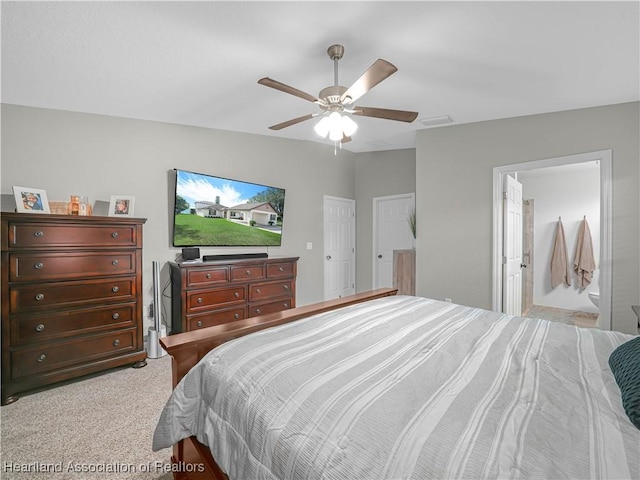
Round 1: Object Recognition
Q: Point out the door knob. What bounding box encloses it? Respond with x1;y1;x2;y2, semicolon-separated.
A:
520;263;527;268
378;254;383;258
326;255;331;260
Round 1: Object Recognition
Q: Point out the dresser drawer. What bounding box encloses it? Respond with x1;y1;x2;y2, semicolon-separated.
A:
7;223;138;249
10;328;137;379
249;299;293;317
187;307;246;330
9;251;136;281
249;280;293;302
186;286;245;313
230;264;265;282
10;277;136;313
186;266;229;288
267;262;295;278
11;303;136;346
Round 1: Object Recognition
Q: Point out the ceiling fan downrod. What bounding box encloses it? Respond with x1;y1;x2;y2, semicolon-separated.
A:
319;45;349;111
327;44;344;87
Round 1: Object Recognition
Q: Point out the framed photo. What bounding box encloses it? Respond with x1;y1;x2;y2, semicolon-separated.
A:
13;186;51;214
109;195;135;217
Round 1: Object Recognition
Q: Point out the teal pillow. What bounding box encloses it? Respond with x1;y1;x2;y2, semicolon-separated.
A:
608;336;640;430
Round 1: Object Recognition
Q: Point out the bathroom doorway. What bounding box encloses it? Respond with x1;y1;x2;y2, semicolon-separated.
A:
492;150;612;330
520;198;596;325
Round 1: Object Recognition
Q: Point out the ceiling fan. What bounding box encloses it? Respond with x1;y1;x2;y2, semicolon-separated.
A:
258;44;418;143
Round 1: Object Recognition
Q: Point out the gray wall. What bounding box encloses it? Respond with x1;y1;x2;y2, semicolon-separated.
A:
415;102;640;334
0;105;358;329
354;149;416;292
4;103;638;334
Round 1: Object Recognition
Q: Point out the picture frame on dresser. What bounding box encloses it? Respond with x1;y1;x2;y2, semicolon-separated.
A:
12;186;50;214
109;195;135;217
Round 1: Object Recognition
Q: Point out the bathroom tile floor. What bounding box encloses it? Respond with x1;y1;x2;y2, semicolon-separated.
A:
523;305;598;328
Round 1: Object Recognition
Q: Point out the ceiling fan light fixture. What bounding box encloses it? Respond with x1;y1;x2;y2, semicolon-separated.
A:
314;117;331;137
341;115;358;137
315;112;358;141
328;112;344;141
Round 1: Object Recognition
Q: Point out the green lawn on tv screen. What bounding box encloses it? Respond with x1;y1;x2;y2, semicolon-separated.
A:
173;215;281;246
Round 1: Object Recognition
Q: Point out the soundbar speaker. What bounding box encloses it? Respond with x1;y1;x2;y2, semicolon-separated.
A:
203;252;268;261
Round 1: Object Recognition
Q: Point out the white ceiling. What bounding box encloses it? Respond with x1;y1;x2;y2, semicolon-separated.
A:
2;1;638;153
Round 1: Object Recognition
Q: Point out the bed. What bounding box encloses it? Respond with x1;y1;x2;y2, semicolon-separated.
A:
153;288;640;480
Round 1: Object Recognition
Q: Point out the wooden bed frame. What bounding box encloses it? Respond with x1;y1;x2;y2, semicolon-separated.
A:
159;288;398;480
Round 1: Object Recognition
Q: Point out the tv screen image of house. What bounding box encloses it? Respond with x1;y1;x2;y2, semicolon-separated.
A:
172;169;285;247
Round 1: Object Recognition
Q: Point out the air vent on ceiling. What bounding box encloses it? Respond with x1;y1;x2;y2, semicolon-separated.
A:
420;115;455;127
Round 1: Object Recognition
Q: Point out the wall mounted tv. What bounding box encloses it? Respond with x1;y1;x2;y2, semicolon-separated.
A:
172;169;285;247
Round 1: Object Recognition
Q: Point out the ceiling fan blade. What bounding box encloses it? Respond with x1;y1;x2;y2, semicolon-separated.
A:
258;77;319;103
340;59;397;104
341;135;352;143
268;113;315;131
352;106;418;123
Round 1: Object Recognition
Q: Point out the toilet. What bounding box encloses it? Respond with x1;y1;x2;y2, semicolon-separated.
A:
588;291;600;308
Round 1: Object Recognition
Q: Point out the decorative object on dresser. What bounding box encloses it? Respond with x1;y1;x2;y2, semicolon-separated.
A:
108;195;135;217
169;256;298;333
1;212;148;405
181;247;201;261
393;248;415;295
12;186;50;214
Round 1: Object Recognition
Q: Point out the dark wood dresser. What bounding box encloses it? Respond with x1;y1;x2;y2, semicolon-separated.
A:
1;212;147;405
169;256;299;333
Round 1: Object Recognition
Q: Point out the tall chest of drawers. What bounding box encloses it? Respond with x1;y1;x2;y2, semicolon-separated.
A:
1;213;147;405
169;256;299;333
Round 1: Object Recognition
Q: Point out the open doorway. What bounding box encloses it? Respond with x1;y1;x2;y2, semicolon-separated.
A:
492;150;612;330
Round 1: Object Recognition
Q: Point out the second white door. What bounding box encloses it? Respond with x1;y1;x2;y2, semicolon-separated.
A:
373;193;415;289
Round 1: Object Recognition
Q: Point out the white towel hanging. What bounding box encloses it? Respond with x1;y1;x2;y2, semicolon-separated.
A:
574;217;596;290
551;218;571;288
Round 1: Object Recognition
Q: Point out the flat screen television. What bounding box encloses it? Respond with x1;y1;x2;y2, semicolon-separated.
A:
172;169;285;247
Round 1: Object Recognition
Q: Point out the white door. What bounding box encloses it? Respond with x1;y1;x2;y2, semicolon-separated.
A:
373;193;415;289
503;175;523;315
324;196;356;300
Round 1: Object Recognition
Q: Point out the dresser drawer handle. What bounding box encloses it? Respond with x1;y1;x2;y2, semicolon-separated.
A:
111;232;119;238
35;323;45;332
283;284;289;290
205;273;212;279
37;354;46;362
34;231;44;238
113;339;120;346
234;313;240;319
245;270;251;275
34;262;44;270
197;297;203;303
112;312;120;320
284;303;289;308
278;266;284;272
197;320;203;328
234;292;240;298
112;286;120;293
255;308;261;314
112;259;119;266
35;293;45;301
255;288;261;294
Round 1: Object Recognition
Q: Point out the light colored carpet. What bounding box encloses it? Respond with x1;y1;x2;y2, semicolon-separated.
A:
0;355;175;480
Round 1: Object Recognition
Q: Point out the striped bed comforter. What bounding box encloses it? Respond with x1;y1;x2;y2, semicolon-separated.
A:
153;295;640;479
